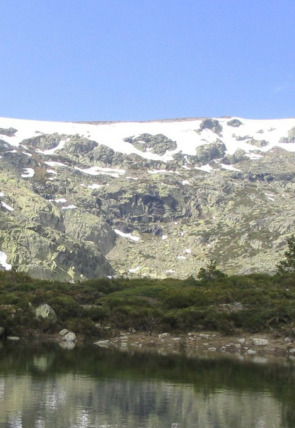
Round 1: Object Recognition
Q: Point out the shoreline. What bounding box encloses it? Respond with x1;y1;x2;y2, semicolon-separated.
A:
94;331;295;363
6;329;294;366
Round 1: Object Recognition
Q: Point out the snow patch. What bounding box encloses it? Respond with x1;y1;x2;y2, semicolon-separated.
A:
162;235;168;240
245;153;263;160
148;169;179;175
1;202;14;211
75;166;125;178
185;249;192;254
44;161;67;167
46;169;57;175
61;205;77;210
21;168;35;178
0;192;4;197
0;251;12;270
88;184;103;189
195;164;213;173
177;256;186;260
129;266;141;273
114;229;140;242
55;198;67;203
265;193;275;201
37;139;68;155
182;180;191;185
220;164;241;172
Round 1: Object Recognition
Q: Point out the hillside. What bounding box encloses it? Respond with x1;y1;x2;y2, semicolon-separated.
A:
0;116;295;281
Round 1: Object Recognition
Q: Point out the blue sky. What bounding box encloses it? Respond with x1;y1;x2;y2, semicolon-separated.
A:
0;1;294;121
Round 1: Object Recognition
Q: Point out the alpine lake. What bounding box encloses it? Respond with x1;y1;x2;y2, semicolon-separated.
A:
0;340;294;428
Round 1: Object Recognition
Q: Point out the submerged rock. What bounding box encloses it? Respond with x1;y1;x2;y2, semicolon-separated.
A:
94;340;114;348
59;341;76;350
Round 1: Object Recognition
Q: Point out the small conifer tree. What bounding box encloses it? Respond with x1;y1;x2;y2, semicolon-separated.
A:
277;235;295;274
197;259;226;281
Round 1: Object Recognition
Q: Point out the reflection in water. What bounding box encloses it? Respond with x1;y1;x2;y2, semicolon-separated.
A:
0;343;294;428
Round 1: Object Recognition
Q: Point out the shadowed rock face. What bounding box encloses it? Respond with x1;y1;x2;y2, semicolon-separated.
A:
0;116;295;280
199;119;223;135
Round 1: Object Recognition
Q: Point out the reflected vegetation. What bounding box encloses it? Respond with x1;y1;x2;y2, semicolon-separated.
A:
0;342;295;427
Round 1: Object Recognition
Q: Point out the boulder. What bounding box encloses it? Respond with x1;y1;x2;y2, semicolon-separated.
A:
0;127;17;136
227;119;243;127
22;133;64;151
63;332;76;342
35;304;57;322
125;133;177;155
199;119;223;135
248;138;269;148
195;141;226;163
158;333;170;338
59;341;76;350
251;338;269;346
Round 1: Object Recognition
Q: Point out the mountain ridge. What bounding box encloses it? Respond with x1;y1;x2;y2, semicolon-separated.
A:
0;115;295;281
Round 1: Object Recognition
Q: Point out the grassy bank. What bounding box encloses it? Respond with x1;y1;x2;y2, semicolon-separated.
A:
0;271;295;339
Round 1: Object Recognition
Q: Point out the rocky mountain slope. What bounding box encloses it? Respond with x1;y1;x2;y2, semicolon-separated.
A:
0;115;295;281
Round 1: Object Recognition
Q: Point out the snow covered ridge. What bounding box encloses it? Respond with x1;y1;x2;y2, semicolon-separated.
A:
1;116;295;162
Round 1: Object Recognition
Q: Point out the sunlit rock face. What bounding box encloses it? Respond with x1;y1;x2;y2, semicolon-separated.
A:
1;116;295;280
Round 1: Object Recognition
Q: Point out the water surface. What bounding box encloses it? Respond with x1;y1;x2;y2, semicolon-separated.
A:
0;342;294;427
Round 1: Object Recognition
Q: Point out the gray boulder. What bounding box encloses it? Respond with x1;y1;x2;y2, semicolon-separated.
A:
0;127;17;136
280;127;295;144
35;304;57;322
125;133;177;155
63;332;77;342
227;119;243;127
195;141;226;163
251;338;269;346
199;119;223;135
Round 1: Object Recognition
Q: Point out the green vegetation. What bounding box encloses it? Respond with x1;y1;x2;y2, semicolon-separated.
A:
1;265;295;339
277;235;295;274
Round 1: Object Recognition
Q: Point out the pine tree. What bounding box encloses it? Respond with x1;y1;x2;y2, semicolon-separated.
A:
277;235;295;274
197;259;226;281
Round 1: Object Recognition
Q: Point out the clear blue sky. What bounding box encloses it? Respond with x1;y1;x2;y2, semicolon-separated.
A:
0;0;294;121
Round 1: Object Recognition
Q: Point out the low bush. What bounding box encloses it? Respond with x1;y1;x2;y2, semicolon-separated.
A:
0;270;294;336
